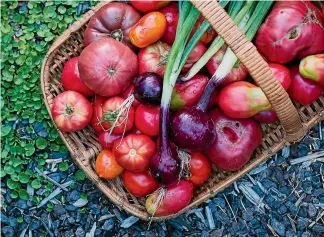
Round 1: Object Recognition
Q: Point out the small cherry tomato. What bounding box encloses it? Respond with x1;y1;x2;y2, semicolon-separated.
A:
160;3;179;45
186;152;211;186
122;170;159;197
61;57;94;97
90;96;108;134
135;105;160;137
129;12;167;48
113;134;156;171
182;42;207;72
268;63;291;91
51;91;93;132
98;96;135;135
131;0;171;13
95;150;123;179
288;65;323;105
99;132;121;149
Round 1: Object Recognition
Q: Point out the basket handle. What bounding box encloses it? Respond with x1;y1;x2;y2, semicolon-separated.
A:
190;0;306;142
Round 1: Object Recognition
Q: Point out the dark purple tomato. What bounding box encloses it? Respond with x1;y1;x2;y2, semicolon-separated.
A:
169;107;215;152
134;72;163;105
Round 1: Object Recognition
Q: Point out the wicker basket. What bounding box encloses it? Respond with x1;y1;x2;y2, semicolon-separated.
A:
41;0;324;221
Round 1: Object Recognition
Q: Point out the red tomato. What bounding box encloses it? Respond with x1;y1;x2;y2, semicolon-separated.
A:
51;91;93;132
83;3;141;49
182;42;207;72
120;84;141;108
131;0;171;13
191;16;217;44
129;12;167;48
268;63;291;90
90;96;108;134
79;38;138;97
61;57;94;97
135;105;160;137
96;150;123;179
98;97;135;135
322;6;324;20
99;132;121;149
287;65;323;105
113;134;156;171
122;170;159;197
171;74;209;109
187;153;211;186
254;110;278;124
138;41;171;77
160;3;179;45
146;180;193;216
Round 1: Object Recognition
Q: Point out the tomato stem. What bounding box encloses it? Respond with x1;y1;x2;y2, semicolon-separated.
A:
109;29;123;42
65;105;74;115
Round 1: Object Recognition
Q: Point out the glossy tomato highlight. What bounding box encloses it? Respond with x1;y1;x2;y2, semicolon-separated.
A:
135;104;160;137
129;12;167;48
160;3;179;45
131;0;171;13
122;170;159;197
187;152;211;186
96;150;123;179
51;91;93;132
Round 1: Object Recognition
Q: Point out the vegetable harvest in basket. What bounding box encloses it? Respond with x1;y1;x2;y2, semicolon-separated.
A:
50;0;324;217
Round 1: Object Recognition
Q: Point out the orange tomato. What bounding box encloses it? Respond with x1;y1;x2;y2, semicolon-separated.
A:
129;12;167;48
95;150;123;179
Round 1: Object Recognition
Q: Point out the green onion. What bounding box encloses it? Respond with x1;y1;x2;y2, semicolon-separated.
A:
182;1;256;81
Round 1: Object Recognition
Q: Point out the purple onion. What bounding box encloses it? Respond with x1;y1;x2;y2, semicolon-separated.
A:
134;72;162;105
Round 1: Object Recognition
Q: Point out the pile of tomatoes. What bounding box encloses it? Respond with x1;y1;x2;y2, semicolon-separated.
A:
51;0;324;215
51;1;214;201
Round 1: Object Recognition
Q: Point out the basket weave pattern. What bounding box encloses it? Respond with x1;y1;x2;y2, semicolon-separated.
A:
41;1;324;221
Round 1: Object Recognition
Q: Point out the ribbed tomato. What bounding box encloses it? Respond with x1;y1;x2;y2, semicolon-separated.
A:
79;38;138;97
84;2;141;49
98;96;135;135
51;91;93;132
113;134;156;171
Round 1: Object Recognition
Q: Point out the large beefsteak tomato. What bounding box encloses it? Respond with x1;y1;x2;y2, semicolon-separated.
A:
79;38;138;97
84;2;141;49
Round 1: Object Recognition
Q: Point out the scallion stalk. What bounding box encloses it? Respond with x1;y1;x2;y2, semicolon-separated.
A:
195;1;273;111
182;1;256;81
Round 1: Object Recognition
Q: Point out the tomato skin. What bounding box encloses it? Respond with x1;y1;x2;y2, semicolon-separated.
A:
122;170;159;197
131;0;171;13
138;41;171;77
268;63;291;90
96;150;123;179
61;57;94;97
146;180;193;216
160;3;179;45
90;96;108;134
129;12;167;48
79;38;138;97
84;3;141;49
113;134;156;171
120;84;141;108
254;110;278;124
182;42;207;72
171;74;209;109
135;105;160;137
51;91;93;132
99;97;135;135
287;65;323;105
99;132;121;149
187;153;211;186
